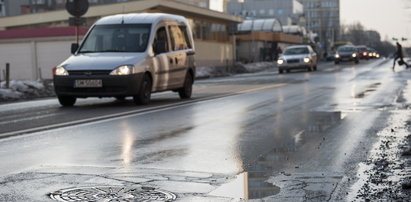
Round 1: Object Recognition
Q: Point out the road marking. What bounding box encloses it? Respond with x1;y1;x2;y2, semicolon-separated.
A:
0;113;55;125
0;83;288;139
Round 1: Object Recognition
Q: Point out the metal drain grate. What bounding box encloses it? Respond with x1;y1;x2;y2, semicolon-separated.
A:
50;186;176;202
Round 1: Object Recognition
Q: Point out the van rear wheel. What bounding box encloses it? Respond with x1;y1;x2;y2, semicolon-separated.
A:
133;75;152;105
58;96;76;107
179;72;193;99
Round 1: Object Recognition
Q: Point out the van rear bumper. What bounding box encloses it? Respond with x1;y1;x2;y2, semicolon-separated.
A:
53;73;144;97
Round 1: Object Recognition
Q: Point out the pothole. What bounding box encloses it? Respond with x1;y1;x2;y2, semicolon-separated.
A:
50;186;176;201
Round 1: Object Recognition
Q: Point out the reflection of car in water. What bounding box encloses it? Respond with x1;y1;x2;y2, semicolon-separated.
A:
53;13;196;106
277;45;318;74
334;45;360;64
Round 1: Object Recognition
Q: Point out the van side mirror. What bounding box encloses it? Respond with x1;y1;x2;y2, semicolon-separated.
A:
71;43;79;54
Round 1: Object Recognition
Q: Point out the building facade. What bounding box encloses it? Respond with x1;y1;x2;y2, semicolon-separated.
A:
302;0;340;52
0;0;5;16
0;0;228;17
227;0;304;26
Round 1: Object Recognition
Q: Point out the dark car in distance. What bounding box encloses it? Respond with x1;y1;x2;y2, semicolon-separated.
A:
334;45;360;64
356;45;369;60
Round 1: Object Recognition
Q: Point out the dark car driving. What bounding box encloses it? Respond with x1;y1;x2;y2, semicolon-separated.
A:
356;45;369;60
334;45;360;64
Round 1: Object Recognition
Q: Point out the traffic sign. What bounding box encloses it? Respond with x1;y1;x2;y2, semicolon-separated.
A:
66;0;89;17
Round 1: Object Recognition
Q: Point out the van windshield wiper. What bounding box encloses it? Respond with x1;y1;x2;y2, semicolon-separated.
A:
99;50;128;52
79;50;128;53
78;50;97;53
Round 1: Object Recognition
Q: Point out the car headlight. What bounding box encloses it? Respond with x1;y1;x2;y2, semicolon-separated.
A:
54;66;68;76
303;57;310;63
363;52;367;56
368;53;372;56
110;65;134;75
352;53;357;58
277;59;284;65
335;54;340;58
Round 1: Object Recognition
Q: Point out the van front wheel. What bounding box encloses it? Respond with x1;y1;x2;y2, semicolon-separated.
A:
133;75;152;105
178;73;193;99
58;96;76;107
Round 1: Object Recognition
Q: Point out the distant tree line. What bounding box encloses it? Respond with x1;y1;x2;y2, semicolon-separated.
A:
340;22;396;57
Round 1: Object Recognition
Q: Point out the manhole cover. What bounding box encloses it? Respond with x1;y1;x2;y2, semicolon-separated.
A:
50;186;176;202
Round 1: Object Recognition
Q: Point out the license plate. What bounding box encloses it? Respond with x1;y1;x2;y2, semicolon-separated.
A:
74;80;102;88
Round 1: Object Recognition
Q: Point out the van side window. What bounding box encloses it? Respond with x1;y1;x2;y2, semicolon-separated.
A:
153;27;169;54
169;25;188;51
179;25;192;49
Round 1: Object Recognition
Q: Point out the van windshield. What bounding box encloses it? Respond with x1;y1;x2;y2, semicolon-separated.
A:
79;24;151;53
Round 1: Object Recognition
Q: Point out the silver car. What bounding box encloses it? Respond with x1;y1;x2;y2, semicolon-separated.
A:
277;45;318;73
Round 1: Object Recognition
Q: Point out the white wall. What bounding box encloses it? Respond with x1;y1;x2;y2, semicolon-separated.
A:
0;42;33;80
36;41;72;79
0;37;74;81
194;40;234;68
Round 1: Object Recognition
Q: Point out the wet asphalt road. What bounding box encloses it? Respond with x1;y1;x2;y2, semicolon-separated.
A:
0;58;410;201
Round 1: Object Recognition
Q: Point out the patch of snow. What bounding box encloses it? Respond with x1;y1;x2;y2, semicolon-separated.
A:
239;62;275;72
196;62;275;79
0;88;23;99
196;66;220;78
0;80;49;101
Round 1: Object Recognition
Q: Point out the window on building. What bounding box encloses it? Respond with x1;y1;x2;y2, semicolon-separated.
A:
268;9;274;16
259;9;265;15
190;19;229;42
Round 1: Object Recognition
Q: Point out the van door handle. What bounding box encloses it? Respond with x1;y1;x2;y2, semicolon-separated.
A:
186;51;195;56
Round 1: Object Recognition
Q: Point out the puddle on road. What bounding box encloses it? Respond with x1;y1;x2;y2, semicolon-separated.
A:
210;111;344;200
209;172;280;200
354;83;381;99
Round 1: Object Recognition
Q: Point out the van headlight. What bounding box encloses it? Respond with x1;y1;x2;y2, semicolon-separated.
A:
54;66;68;76
335;54;340;58
110;65;134;75
303;57;310;63
352;53;357;58
277;59;284;65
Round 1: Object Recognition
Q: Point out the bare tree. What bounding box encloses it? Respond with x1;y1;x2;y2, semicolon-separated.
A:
340;22;395;56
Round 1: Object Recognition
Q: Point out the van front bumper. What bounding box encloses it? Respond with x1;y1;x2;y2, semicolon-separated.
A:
53;73;144;97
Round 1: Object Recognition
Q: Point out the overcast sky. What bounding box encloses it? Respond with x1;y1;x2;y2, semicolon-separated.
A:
340;0;411;45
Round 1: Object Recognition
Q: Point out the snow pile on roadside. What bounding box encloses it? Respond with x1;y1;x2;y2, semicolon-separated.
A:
234;61;275;74
196;66;230;78
0;88;23;99
196;62;275;78
0;80;53;101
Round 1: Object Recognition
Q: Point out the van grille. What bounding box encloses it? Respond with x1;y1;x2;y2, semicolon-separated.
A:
68;70;112;76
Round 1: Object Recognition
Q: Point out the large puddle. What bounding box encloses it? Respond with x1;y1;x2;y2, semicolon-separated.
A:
209;172;280;199
210;111;344;200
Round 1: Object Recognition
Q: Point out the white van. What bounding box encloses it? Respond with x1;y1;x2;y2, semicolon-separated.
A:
53;13;196;106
